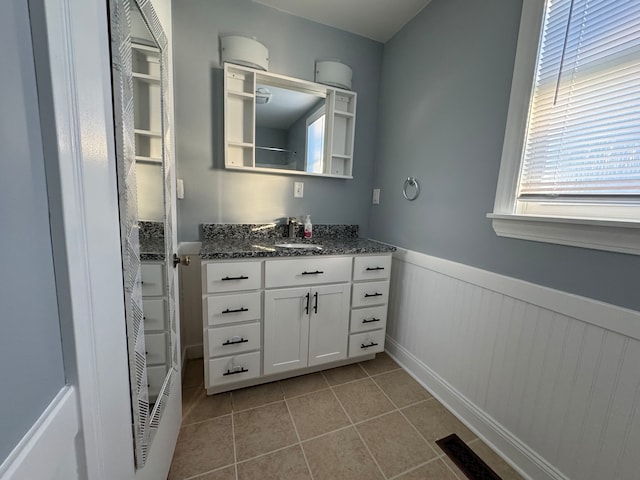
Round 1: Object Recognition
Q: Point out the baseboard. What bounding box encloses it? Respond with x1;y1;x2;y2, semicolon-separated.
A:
185;343;203;360
385;337;568;480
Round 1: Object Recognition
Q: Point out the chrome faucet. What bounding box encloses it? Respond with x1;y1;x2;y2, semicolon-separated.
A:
288;217;298;239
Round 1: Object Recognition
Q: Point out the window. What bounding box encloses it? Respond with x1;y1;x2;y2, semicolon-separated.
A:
490;0;640;255
305;106;325;174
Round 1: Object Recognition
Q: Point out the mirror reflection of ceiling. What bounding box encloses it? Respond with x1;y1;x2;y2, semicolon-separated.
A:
255;84;322;129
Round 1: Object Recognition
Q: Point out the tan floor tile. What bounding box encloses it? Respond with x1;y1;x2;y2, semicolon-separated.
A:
233;401;298;461
396;459;460;479
287;389;350;440
357;411;437;477
302;427;384;480
184;392;232;425
280;372;329;398
403;399;476;449
231;381;284;411
322;363;367;386
182;385;202;418
237;445;311;480
183;359;204;388
332;378;394;423
191;466;236;480
168;416;234;480
373;369;431;408
359;351;401;376
465;440;523;480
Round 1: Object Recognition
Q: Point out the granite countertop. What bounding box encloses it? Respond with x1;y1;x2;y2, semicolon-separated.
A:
139;221;165;261
199;223;396;260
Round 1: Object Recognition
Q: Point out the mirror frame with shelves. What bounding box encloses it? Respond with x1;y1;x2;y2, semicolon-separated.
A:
223;63;357;179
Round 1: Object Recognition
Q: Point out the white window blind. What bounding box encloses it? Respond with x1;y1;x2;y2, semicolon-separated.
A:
518;0;640;199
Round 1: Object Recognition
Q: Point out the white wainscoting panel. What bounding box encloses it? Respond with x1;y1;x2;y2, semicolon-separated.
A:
386;248;640;480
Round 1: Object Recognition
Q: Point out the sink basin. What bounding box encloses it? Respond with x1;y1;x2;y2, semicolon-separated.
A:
275;243;323;250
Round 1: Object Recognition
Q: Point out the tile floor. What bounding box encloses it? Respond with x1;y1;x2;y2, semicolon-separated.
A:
172;353;523;480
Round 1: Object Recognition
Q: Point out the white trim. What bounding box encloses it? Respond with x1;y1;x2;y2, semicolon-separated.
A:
185;343;204;359
385;339;566;480
0;387;78;480
490;0;640;253
393;247;640;341
488;213;640;256
492;0;545;214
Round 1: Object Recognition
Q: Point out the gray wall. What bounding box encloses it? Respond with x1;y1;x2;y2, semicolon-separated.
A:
0;0;66;461
173;0;383;241
370;0;640;310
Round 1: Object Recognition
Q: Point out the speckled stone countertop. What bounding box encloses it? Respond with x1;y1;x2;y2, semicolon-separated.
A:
199;223;396;260
139;221;165;261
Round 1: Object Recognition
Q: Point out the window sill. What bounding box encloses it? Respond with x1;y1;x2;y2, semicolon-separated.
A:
487;213;640;256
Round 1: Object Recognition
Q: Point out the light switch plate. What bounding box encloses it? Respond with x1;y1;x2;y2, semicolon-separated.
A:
177;179;185;199
372;188;380;204
294;181;304;198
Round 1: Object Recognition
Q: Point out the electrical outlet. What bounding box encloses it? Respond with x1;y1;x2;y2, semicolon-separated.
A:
372;188;380;204
294;181;304;198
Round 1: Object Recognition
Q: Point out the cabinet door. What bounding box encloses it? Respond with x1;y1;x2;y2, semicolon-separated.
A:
308;284;351;367
264;287;310;375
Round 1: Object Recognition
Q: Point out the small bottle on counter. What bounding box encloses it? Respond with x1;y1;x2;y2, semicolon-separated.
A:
304;214;312;239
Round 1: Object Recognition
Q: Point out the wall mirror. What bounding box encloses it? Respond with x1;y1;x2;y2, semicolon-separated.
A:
109;0;178;468
224;64;357;178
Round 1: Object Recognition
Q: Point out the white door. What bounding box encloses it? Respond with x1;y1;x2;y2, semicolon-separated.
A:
264;287;310;375
308;284;351;367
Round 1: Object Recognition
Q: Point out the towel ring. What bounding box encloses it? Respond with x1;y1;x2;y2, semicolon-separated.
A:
402;177;420;201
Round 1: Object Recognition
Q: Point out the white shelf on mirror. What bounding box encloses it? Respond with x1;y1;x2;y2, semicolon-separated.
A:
135;128;162;137
135;155;162;164
228;90;254;99
133;72;160;83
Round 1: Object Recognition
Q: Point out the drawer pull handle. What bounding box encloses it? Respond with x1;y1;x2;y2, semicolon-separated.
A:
221;275;249;281
366;267;385;271
222;337;249;346
301;270;324;275
362;317;381;324
364;293;383;298
223;367;249;376
361;341;379;349
222;307;249;314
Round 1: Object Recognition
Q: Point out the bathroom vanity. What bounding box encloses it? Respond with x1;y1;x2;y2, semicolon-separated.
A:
199;224;395;394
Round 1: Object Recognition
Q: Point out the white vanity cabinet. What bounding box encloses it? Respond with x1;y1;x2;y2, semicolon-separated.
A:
201;252;392;394
141;261;169;402
349;255;392;357
202;260;263;389
263;257;352;375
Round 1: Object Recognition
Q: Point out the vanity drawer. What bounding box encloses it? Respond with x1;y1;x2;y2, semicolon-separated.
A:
144;332;167;365
348;330;385;358
350;305;388;334
204;291;262;326
265;257;351;288
351;281;390;308
353;255;392;281
141;263;165;296
207;322;260;357
208;351;261;386
204;261;262;293
143;298;167;332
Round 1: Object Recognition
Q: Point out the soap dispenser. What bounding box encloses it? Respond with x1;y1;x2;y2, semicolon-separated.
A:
304;214;312;239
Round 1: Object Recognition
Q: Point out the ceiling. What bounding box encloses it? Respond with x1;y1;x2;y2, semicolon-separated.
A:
252;0;433;43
